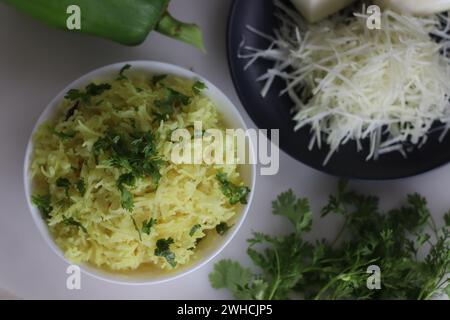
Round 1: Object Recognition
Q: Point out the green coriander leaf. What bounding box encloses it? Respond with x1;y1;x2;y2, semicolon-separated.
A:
444;212;450;227
65;83;111;103
131;216;142;241
93;137;111;156
155;238;177;267
31;194;53;219
117;173;136;212
169;88;191;106
192;81;207;95
209;259;252;290
64;101;79;121
154;87;191;119
209;260;269;300
216;222;231;235
155;95;174;116
50;128;76;142
210;183;450;300
189;224;202;237
65;89;87;101
118;64;131;80
272;189;312;233
216;172;250;205
416;233;431;247
85;83;111;96
142;218;157;235
152;74;167;86
63;216;87;233
245;279;270;300
120;188;134;212
95;130;163;211
75;179;86;196
56;178;71;197
117;173;136;189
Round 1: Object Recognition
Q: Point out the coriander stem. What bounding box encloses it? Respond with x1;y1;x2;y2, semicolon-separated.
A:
331;221;347;248
428;215;439;239
314;276;339;300
131;216;142;241
268;250;281;300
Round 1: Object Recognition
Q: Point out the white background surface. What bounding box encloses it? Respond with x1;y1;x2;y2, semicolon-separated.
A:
0;0;448;300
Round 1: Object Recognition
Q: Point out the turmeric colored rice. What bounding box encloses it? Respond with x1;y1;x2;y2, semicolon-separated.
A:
30;67;249;271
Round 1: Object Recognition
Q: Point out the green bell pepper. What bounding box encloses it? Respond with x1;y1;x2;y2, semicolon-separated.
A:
3;0;205;50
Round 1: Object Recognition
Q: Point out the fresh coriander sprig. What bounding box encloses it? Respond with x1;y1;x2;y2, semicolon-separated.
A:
209;181;450;300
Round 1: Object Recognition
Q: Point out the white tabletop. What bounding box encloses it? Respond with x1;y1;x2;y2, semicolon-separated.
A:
0;0;448;300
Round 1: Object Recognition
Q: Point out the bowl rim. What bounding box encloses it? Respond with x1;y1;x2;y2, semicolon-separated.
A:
23;60;257;286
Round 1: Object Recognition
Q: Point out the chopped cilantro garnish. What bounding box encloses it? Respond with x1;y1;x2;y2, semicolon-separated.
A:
94;131;162;184
85;83;111;96
216;172;250;205
192;81;207;95
50;127;76;142
154;87;191;120
118;64;132;80
94;130;163;212
117;173;136;212
152;74;167;86
131;216;142;241
189;224;202;237
155;238;177;267
63;216;87;233
65;83;111;103
117;173;136;188
31;194;53;219
216;222;231;236
120;189;134;211
56;178;71;197
64;101;79;121
75;179;86;196
142;218;157;235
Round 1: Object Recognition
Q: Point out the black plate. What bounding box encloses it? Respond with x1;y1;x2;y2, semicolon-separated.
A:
227;0;450;180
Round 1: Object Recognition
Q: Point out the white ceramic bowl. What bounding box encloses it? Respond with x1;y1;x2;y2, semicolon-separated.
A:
23;61;256;285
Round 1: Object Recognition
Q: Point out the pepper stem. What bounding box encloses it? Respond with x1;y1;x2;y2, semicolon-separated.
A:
156;12;206;52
